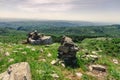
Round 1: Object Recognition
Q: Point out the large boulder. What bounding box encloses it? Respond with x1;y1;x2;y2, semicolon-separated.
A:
40;36;52;44
29;36;52;45
26;30;52;45
0;62;31;80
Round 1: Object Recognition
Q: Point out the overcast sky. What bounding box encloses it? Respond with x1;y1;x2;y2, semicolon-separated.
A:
0;0;120;23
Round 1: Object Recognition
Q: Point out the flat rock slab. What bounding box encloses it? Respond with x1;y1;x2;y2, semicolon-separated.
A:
4;52;10;56
89;64;106;72
0;62;31;80
51;60;57;65
75;72;82;78
113;59;119;64
87;64;107;80
86;55;98;59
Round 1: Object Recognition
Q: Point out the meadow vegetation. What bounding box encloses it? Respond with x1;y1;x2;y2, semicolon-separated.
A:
0;23;120;80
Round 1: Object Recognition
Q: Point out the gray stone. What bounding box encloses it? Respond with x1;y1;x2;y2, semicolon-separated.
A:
17;48;23;50
31;48;36;51
92;51;97;54
58;36;79;67
40;48;44;53
89;64;106;72
75;72;83;78
8;58;14;62
4;52;10;56
28;36;52;45
27;30;52;45
22;51;27;55
86;55;99;60
0;62;31;80
58;46;69;53
0;72;7;80
51;73;59;78
113;59;118;64
51;60;57;65
61;36;73;45
13;51;18;53
26;46;32;49
47;53;52;57
40;36;52;44
61;63;65;67
38;58;46;62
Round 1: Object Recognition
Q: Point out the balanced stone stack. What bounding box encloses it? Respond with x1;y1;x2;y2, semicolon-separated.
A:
58;36;79;67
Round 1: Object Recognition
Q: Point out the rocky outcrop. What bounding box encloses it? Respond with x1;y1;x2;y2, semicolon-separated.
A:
26;30;52;45
0;62;31;80
28;36;52;45
40;36;52;44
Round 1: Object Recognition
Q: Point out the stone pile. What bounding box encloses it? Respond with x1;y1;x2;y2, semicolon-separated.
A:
58;36;79;67
23;30;52;45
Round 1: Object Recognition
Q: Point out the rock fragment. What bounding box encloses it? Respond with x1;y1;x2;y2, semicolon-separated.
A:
0;62;31;80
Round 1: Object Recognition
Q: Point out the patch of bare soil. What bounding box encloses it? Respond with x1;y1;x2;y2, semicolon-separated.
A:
87;69;107;80
62;69;82;80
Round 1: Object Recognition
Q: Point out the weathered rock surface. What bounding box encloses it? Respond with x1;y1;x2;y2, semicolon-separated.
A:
4;52;10;56
86;55;99;60
0;62;31;80
51;73;59;78
26;30;53;45
8;58;14;62
81;54;99;63
47;53;52;57
75;72;83;78
22;51;27;55
87;64;107;80
29;36;52;45
113;59;118;64
58;36;79;67
38;58;46;62
40;36;52;44
39;48;44;53
89;64;106;72
51;60;57;65
31;48;36;51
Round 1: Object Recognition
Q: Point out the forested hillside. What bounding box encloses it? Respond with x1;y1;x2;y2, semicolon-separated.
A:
0;21;120;44
0;21;120;38
0;21;120;80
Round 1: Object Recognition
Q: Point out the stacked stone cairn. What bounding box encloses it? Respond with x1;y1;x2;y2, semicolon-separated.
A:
58;36;79;67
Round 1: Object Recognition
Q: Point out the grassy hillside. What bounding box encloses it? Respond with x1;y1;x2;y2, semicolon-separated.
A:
0;22;120;80
0;38;120;80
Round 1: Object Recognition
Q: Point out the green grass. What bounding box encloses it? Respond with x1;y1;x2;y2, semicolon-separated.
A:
0;38;120;80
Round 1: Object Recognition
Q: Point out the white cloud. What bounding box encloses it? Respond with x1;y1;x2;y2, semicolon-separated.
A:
26;0;73;4
16;0;74;12
0;0;118;12
0;0;120;23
